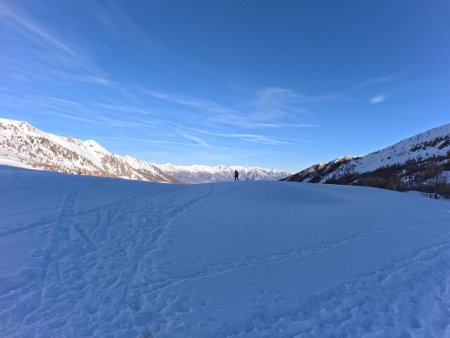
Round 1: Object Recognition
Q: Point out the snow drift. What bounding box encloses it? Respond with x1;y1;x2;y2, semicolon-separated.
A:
1;165;450;337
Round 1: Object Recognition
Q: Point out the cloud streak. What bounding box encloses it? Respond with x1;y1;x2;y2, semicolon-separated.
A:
144;87;318;131
0;2;111;86
350;72;403;91
0;2;76;56
211;132;290;145
175;130;211;148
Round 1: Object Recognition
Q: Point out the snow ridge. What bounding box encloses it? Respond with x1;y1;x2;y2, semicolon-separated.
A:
284;123;450;185
351;123;450;174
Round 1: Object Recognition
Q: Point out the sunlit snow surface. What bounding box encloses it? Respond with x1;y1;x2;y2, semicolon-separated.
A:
1;165;450;337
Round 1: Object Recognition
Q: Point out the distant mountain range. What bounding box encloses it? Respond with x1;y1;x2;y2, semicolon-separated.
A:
0;118;291;184
2;118;448;193
283;123;450;197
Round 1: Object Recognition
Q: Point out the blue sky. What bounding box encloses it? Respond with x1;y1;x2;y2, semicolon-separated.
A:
0;0;449;171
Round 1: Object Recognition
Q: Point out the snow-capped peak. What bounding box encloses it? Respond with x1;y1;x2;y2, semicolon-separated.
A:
352;123;450;173
283;123;450;189
0;118;291;183
0;118;176;183
157;163;291;183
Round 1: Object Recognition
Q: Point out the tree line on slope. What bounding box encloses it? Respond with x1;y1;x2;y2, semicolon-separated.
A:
325;153;450;198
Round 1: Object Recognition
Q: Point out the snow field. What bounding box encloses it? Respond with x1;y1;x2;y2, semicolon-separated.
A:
0;165;450;337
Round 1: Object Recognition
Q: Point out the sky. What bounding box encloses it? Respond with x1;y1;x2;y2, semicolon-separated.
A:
0;0;449;171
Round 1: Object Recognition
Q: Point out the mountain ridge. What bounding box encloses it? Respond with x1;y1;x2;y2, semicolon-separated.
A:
0;118;291;183
283;123;450;197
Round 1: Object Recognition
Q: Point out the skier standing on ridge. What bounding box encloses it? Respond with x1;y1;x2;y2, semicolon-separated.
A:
234;170;239;181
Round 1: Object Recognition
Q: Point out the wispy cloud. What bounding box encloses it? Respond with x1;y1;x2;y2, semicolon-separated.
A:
0;2;110;86
102;137;201;147
255;86;336;104
213;133;289;145
182;127;308;146
309;72;402;104
50;111;100;124
0;2;76;56
175;130;211;148
350;72;404;91
145;90;233;116
144;87;318;130
87;1;233;86
2;94;160;131
369;95;387;104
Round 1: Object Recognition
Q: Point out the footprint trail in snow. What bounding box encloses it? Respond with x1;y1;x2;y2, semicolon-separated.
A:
1;165;450;337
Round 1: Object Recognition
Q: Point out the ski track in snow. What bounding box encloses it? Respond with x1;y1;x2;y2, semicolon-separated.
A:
221;242;450;338
1;166;450;337
0;173;218;337
137;218;450;303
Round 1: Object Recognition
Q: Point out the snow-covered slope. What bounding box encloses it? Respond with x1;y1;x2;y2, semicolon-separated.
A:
0;118;177;183
1;165;450;337
351;123;450;174
159;163;291;183
0;118;290;183
284;156;361;183
284;123;450;188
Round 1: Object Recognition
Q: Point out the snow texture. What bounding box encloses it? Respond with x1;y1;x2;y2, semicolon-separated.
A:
1;165;450;337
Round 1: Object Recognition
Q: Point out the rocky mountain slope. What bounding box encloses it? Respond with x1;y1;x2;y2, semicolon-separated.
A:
283;123;450;196
0;119;178;183
0;118;290;183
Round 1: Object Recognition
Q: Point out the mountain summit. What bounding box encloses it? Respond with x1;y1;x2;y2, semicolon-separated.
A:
0;118;290;183
283;123;450;196
0;118;177;183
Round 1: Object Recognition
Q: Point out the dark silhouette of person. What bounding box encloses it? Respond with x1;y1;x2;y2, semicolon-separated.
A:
234;170;239;181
